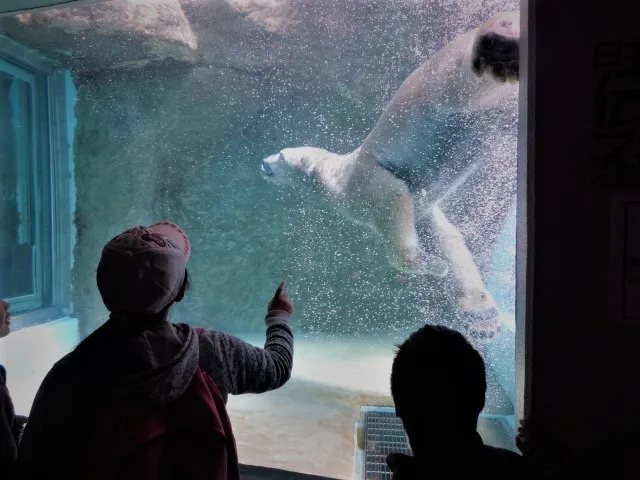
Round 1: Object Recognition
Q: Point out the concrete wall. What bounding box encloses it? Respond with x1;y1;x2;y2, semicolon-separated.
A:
0;318;79;415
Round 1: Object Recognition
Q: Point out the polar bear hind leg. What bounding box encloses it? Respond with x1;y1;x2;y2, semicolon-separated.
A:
431;205;501;342
377;193;449;277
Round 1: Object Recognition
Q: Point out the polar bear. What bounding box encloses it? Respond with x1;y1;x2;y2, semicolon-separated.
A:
260;11;520;340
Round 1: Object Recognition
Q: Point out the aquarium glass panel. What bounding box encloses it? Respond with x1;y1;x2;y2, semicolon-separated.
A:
2;1;522;477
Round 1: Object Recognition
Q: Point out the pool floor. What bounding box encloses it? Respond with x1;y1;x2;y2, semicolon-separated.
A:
227;335;515;479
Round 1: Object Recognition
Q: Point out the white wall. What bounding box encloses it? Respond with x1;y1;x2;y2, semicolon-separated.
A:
0;318;79;415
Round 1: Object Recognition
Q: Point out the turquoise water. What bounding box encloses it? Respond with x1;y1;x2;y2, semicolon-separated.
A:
488;207;518;319
0;0;521;476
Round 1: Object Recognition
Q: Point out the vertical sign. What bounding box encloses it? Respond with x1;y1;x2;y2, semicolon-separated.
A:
595;39;640;323
593;41;640;191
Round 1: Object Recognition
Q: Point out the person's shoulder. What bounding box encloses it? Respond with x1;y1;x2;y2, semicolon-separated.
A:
480;445;536;477
482;444;523;461
52;347;77;370
39;349;80;388
477;446;523;470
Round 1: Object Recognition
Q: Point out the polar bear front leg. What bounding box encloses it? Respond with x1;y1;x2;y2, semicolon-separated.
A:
431;205;501;341
379;193;449;277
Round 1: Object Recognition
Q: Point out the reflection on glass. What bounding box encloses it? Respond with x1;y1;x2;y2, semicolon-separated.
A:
2;1;522;477
0;70;35;301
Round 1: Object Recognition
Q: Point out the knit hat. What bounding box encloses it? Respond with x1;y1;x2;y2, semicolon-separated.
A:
97;221;191;315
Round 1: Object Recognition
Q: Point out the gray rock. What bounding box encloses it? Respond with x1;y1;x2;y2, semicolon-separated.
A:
0;0;198;72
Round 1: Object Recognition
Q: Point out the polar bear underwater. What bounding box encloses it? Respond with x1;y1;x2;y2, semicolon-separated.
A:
260;11;520;341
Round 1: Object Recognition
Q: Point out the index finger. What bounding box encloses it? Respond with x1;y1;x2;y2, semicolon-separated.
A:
276;281;286;295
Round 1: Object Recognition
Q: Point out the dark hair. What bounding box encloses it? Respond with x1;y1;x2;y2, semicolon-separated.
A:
175;269;190;301
390;324;486;431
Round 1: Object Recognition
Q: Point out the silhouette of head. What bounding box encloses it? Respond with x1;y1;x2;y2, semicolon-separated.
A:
391;324;487;450
97;221;191;316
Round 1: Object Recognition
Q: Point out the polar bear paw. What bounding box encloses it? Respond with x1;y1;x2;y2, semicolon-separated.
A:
462;306;501;343
471;27;519;82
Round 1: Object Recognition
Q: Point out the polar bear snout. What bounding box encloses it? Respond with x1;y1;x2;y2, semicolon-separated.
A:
261;159;275;177
261;153;286;182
